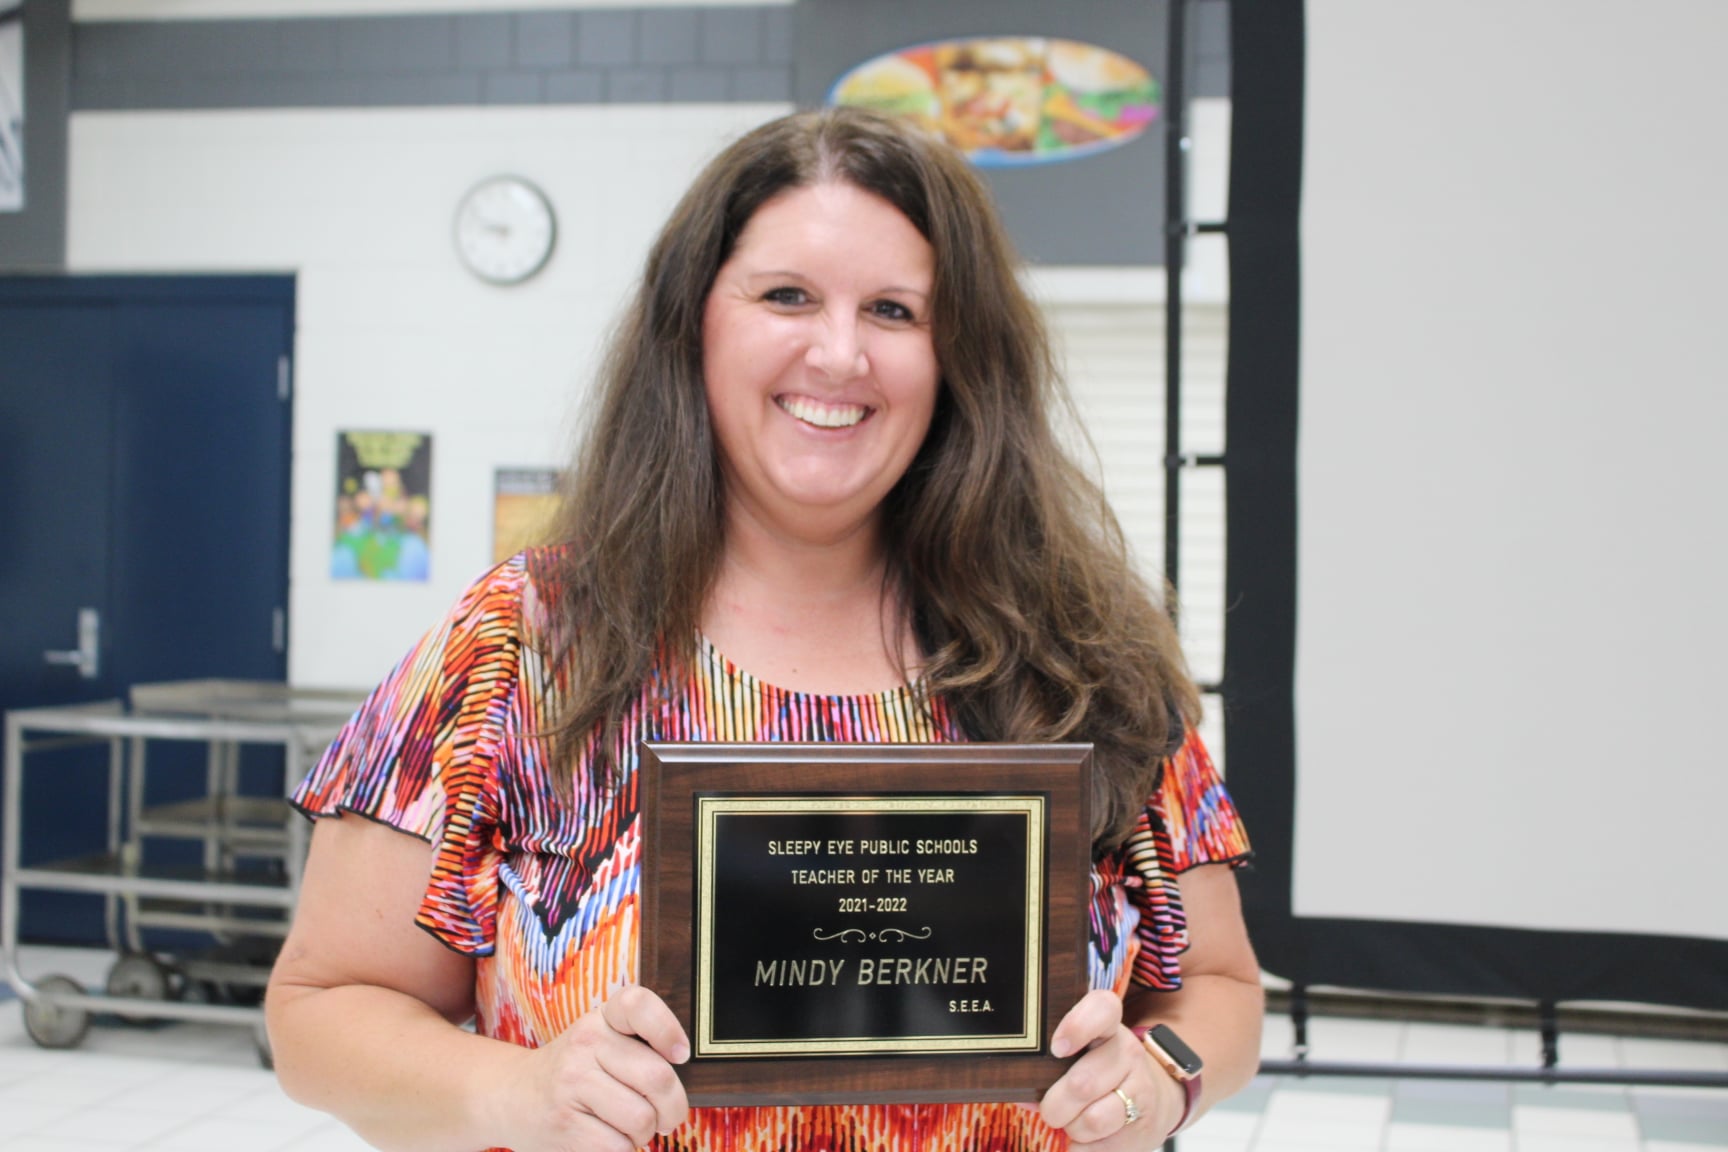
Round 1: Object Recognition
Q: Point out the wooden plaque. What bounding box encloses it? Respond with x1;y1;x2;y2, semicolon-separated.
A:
639;742;1093;1107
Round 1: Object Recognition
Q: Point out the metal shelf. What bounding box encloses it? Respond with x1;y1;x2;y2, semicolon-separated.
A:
3;683;359;1056
128;679;364;724
133;900;290;940
135;796;294;852
15;853;295;907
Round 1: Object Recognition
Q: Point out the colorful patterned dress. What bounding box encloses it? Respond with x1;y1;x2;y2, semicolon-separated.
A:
293;551;1250;1151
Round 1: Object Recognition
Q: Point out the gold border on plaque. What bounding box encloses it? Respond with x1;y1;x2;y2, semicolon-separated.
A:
693;795;1046;1059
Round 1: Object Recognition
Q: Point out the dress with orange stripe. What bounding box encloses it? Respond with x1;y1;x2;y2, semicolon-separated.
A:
294;550;1251;1151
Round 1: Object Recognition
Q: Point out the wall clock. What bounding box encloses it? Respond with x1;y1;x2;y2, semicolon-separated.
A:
453;175;557;285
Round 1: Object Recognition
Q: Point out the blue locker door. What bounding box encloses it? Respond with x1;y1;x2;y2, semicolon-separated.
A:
0;298;116;710
0;276;294;945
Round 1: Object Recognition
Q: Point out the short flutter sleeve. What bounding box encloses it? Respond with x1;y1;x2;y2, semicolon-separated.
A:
1120;728;1252;990
292;558;530;954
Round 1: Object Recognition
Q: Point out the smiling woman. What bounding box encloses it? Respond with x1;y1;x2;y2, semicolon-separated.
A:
266;108;1261;1152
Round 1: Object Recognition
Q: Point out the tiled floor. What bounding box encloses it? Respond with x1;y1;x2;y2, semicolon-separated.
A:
3;946;1726;1151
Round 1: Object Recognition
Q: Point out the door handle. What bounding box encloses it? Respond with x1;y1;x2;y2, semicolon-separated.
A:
43;607;101;680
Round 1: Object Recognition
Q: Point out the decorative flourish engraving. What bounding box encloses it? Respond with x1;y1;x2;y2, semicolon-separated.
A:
812;926;935;944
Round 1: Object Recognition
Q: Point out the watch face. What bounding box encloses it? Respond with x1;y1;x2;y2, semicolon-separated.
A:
1146;1023;1204;1078
454;176;557;285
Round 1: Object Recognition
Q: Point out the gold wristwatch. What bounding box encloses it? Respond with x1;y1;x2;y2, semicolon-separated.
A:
1132;1023;1204;1133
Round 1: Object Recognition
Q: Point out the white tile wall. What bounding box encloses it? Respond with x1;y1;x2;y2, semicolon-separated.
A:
69;104;786;689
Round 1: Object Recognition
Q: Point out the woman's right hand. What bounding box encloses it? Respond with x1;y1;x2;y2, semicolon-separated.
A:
490;984;692;1152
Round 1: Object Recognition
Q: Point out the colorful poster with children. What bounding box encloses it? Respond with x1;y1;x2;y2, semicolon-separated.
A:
332;430;432;581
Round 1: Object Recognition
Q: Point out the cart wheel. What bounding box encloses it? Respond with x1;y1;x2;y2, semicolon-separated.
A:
254;1024;275;1070
23;974;92;1050
106;952;174;1024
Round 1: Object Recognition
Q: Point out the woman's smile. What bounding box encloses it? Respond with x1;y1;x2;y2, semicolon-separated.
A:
776;393;873;430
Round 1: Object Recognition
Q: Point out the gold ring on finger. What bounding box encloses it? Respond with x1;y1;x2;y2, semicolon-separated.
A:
1114;1085;1141;1126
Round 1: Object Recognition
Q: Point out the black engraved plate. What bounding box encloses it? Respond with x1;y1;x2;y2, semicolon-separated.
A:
698;798;1041;1055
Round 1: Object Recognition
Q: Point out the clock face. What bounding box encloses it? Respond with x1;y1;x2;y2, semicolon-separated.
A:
454;176;557;285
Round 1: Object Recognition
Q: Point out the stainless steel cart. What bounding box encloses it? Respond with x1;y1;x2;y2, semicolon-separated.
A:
1;682;360;1063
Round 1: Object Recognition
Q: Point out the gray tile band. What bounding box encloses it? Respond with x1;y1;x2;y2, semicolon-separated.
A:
1638;1116;1728;1147
1394;1078;1513;1106
69;5;792;111
1278;1075;1402;1098
68;1;1222;114
1212;1073;1278;1113
1514;1084;1634;1111
454;14;511;72
1634;1090;1728;1126
58;0;1219;271
514;12;575;70
574;10;635;67
1391;1095;1516;1131
638;8;698;65
1634;1091;1728;1148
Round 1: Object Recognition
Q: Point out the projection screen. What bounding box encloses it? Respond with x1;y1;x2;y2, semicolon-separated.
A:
1296;2;1728;942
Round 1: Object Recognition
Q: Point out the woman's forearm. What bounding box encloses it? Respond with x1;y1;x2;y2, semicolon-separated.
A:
267;981;529;1152
1124;972;1265;1126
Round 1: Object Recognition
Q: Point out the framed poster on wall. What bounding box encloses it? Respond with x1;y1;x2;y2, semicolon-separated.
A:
492;467;561;564
332;430;432;582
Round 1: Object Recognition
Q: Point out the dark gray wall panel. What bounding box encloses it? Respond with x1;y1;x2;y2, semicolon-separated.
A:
1193;0;1232;98
669;66;731;101
761;6;792;64
276;19;341;71
796;0;1196;267
732;64;790;102
515;12;575;69
543;70;605;102
607;66;666;102
639;9;698;65
700;8;762;65
0;0;70;272
56;1;1230;268
484;71;543;103
69;6;793;111
454;14;512;71
575;10;635;66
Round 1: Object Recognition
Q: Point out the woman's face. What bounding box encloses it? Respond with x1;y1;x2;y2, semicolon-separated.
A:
702;180;939;545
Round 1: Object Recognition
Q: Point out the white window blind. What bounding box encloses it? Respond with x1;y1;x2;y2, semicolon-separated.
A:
1044;301;1230;766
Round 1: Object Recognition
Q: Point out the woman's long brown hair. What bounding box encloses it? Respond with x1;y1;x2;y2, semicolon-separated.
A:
533;108;1199;853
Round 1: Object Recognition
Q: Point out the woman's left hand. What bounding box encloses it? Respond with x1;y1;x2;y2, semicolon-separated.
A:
1038;989;1185;1150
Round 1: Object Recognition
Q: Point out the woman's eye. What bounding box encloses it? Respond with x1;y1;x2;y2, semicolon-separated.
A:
869;300;916;323
762;287;810;307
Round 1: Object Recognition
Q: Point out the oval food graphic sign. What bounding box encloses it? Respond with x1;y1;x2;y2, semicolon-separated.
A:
828;37;1160;167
